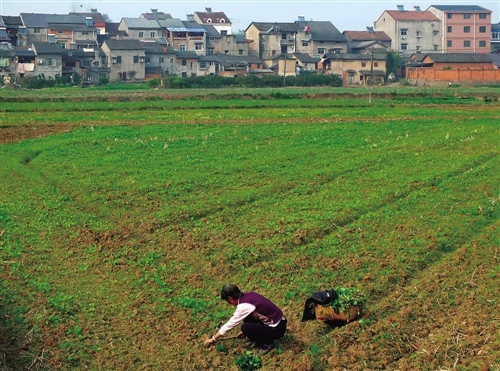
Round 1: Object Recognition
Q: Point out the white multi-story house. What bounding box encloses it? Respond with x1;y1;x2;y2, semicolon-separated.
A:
374;5;442;56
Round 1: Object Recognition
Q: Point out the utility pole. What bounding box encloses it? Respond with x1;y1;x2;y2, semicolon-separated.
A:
283;53;287;87
369;47;374;104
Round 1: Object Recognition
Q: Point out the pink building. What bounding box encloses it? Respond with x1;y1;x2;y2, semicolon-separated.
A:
428;5;492;54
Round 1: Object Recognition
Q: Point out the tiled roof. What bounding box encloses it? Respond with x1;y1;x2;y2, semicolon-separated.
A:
423;53;493;63
158;18;185;29
175;50;199;59
325;53;386;61
201;24;221;38
199;54;263;65
15;46;36;57
350;41;388;50
194;11;231;24
343;31;391;42
249;22;302;33
293;53;319;63
1;16;23;27
384;10;439;21
32;42;63;54
103;39;145;50
428;5;491;13
140;41;175;54
300;21;345;42
121;18;161;29
70;12;106;24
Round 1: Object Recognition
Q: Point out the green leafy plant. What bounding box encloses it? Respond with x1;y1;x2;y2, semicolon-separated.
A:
329;287;366;314
235;351;262;371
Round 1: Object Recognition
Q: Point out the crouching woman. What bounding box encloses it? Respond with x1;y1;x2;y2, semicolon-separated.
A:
204;284;287;355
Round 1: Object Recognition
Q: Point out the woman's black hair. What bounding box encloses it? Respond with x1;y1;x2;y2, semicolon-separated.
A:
220;284;242;301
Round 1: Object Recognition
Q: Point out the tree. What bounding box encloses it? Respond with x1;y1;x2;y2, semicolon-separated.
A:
386;51;404;79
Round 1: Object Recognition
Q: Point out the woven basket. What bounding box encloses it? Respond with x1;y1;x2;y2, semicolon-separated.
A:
314;304;362;323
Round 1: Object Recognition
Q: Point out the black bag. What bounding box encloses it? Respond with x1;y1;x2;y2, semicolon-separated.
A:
301;289;338;321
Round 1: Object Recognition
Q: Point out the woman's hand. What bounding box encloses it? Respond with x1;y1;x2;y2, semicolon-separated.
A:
204;338;215;347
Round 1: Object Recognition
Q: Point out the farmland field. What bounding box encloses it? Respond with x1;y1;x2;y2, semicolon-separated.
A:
0;86;499;370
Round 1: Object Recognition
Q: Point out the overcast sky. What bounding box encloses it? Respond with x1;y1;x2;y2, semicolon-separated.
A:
1;0;498;32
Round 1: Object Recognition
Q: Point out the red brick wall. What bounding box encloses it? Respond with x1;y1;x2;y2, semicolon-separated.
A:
406;66;500;83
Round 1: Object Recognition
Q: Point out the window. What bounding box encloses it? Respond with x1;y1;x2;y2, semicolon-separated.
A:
239;49;243;55
82;31;88;35
207;47;214;55
361;62;366;67
302;41;309;47
49;58;56;66
145;57;150;63
401;43;408;50
479;40;486;47
34;27;40;33
401;29;407;36
195;43;203;51
416;45;421;52
463;40;471;47
479;26;486;33
416;30;421;38
447;26;452;33
464;13;471;19
479;13;487;19
464;26;470;33
133;55;139;63
150;32;155;38
447;13;452;19
221;30;228;36
434;44;439;51
57;42;65;49
317;48;325;55
374;62;378;67
433;30;439;36
199;62;207;69
181;59;186;66
281;33;287;40
179;44;186;51
139;32;144;38
447;40;452;47
159;57;164;63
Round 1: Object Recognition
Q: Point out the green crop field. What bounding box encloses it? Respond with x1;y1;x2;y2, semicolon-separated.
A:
0;86;499;370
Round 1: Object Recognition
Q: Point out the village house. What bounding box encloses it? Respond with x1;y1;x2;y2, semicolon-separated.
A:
193;8;232;36
118;18;162;42
141;40;176;79
319;52;387;85
70;9;107;35
0;42;16;80
427;5;492;54
0;16;23;45
245;16;347;69
174;50;198;77
197;54;265;77
374;5;442;56
343;28;392;53
101;39;145;81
